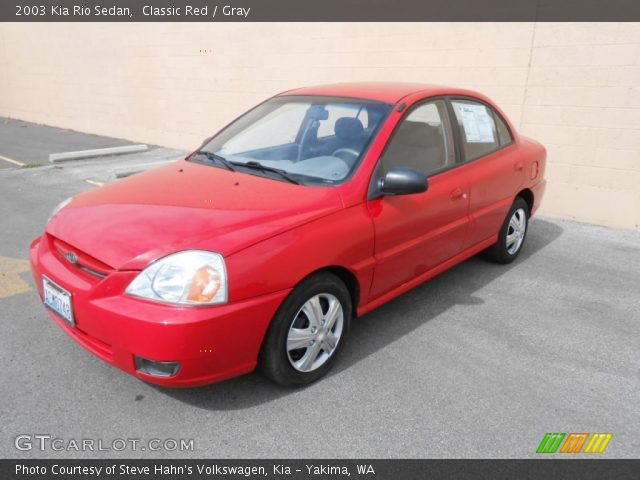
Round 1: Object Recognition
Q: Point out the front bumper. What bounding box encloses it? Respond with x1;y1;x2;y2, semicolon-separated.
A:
29;234;289;387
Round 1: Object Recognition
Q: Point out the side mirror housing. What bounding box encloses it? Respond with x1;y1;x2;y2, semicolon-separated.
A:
379;167;428;196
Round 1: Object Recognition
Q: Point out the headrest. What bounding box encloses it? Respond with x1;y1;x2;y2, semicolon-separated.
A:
335;117;364;141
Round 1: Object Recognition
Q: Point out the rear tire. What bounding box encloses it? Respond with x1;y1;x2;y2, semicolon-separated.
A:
259;272;352;387
485;197;530;264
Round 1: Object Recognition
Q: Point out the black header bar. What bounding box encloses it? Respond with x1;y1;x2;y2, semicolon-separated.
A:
2;0;640;22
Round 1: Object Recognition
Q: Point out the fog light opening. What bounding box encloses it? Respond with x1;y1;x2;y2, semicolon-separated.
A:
135;356;181;377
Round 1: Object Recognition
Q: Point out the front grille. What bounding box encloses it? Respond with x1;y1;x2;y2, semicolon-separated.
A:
76;264;108;279
52;237;114;279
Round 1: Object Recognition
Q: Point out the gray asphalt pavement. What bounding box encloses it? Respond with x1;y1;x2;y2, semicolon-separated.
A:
0;129;639;459
0;117;139;167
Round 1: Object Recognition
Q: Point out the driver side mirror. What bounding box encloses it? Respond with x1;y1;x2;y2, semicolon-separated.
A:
379;167;428;196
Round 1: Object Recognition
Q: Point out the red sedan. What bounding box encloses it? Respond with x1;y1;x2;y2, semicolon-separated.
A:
30;83;546;387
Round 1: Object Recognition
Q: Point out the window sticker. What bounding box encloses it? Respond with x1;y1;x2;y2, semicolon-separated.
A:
455;103;495;143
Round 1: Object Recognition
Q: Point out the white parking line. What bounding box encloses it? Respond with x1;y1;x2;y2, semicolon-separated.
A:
85;179;105;187
0;153;26;167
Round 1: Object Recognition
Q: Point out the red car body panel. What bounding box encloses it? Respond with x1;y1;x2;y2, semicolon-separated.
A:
47;161;344;271
30;234;291;387
30;83;546;387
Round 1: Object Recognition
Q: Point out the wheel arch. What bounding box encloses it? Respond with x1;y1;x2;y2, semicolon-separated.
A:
516;188;534;213
301;265;361;318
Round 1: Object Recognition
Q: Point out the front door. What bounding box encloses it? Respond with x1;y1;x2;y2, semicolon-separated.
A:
367;99;470;300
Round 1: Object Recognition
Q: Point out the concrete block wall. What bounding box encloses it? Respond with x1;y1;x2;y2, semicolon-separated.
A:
0;22;638;228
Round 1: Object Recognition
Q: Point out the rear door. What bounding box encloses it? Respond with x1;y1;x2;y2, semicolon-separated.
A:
448;98;525;248
367;99;470;300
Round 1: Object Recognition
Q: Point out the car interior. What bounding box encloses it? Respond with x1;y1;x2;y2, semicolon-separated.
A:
225;103;389;182
381;120;448;174
379;100;452;177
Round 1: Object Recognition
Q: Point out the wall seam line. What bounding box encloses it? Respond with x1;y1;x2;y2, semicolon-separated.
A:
519;3;540;131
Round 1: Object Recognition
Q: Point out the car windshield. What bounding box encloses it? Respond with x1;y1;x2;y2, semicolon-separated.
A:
194;96;391;185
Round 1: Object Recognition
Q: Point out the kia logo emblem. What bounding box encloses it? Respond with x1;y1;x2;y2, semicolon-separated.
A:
66;252;78;264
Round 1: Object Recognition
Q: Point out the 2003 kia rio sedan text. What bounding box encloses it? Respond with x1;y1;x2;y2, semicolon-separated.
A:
30;83;546;387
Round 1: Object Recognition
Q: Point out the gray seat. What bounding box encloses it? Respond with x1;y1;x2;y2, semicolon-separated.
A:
382;121;446;174
335;117;366;150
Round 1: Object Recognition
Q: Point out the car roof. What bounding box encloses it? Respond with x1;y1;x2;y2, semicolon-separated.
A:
278;82;477;104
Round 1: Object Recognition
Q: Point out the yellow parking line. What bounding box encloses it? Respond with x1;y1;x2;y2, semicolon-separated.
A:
0;256;32;299
0;153;26;167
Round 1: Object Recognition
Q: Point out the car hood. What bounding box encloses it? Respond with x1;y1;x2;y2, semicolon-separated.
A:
46;160;344;270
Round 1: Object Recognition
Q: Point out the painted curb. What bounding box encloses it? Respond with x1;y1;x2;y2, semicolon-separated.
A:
49;144;148;163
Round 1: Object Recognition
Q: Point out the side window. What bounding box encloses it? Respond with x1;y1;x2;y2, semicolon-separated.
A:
451;99;500;161
380;100;454;177
494;112;513;146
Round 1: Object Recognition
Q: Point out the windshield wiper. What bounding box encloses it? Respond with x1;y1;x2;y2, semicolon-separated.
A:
231;160;301;185
193;152;300;184
193;150;236;171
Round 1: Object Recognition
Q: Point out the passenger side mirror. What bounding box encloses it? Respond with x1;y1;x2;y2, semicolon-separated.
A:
379;167;428;196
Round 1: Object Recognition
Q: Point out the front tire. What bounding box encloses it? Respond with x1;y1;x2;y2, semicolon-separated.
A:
259;272;352;387
486;197;530;264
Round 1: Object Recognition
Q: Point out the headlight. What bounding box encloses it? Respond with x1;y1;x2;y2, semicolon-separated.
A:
126;250;227;305
47;197;73;224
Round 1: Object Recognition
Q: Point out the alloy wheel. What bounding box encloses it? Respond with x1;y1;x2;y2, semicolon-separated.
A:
286;293;344;372
506;207;527;255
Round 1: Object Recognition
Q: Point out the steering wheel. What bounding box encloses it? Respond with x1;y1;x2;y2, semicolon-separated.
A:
332;148;359;164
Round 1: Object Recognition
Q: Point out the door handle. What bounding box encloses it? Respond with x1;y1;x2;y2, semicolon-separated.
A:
514;161;524;171
450;188;467;200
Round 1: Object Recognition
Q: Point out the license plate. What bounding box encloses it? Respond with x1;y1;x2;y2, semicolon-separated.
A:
43;276;75;326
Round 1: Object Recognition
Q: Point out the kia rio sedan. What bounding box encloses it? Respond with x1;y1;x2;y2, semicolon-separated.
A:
30;83;546;387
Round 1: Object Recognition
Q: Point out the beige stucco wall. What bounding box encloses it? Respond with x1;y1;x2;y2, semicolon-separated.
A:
0;23;638;229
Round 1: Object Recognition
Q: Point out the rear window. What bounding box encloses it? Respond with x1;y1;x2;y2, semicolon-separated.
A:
494;112;514;146
451;99;500;161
